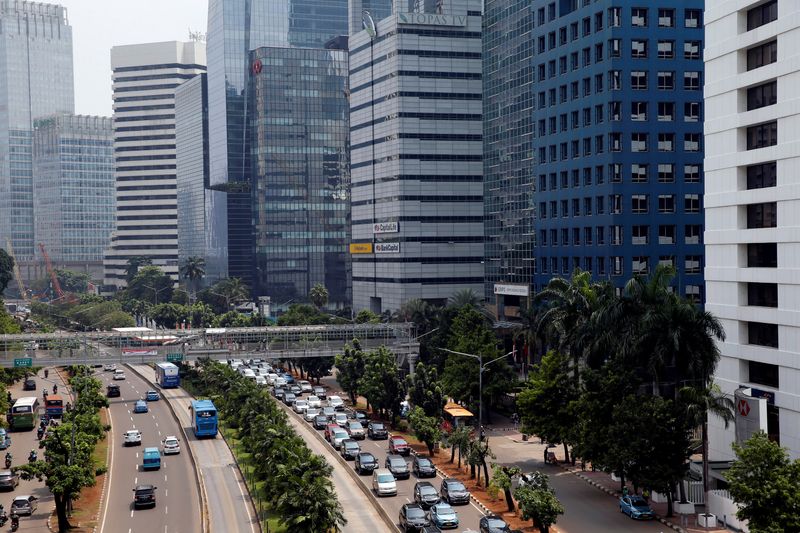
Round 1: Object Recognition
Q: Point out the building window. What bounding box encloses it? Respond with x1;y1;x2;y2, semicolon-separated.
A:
610;101;621;121
610;133;622;152
660;256;676;268
747;322;778;348
684;164;701;183
573;228;581;245
748;282;778;308
748;243;777;268
746;121;778;150
747;202;777;228
609;7;621;27
631;163;648;182
596;195;605;213
632;256;649;275
747;40;777;71
595;12;604;32
747;80;777;111
611;225;623;244
610;70;621;90
658;71;674;90
747;162;777;189
658;101;675;121
612;256;624;276
631;133;648;152
684;133;700;152
658;133;675;152
631;39;648;58
551;229;558;245
658;194;675;213
595;43;604;63
631;71;648;90
684;71;701;90
583;17;591;36
610;194;622;214
658;40;674;59
562;228;570;245
584;197;593;215
610;163;622;182
631;101;647;121
596;226;605;244
631;7;648;27
658;163;675;182
684;101;700;122
684;194;700;213
685;255;701;273
659;225;676;244
584;256;593;272
685;224;701;244
685;285;701;303
684;41;701;60
658;8;674;27
684;9;702;28
749;360;780;389
632;225;648;245
747;0;778;31
632;194;649;214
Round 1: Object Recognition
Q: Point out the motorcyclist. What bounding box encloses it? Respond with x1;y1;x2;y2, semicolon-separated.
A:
42;389;48;400
28;449;36;462
44;369;49;379
5;452;11;467
10;511;18;529
52;384;57;394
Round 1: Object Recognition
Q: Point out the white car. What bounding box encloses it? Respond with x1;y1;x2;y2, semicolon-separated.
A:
332;430;349;449
334;412;348;426
298;380;313;393
293;399;309;414
372;468;397;496
328;395;344;411
113;369;126;380
304;408;321;422
103;363;117;372
307;395;322;409
266;373;279;385
162;436;180;455
255;375;267;386
274;377;287;388
123;430;142;446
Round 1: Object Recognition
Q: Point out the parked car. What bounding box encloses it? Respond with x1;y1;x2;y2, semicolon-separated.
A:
372;468;397;496
0;470;19;490
145;390;159;401
106;384;120;398
399;503;430;532
619;496;655;520
298;380;313;393
385;454;410;479
313;386;327;400
368;421;388;440
324;424;341;441
123;429;142;446
307;395;322;409
133;484;157;509
162;436;180;455
389;435;411;456
313;415;329;430
293;399;309;413
440;478;470;505
283;392;297;406
355;452;378;475
328;395;344;410
133;400;148;414
22;379;36;391
428;502;459;530
346;421;365;440
414;481;441;508
10;495;38;516
304;408;321;422
479;516;512;533
413;456;436;478
340;439;361;460
331;429;349;450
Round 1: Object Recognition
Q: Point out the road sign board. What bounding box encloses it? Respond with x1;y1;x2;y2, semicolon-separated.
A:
166;353;183;362
13;358;32;368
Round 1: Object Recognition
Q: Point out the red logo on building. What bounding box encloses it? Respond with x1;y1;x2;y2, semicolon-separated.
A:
737;399;751;417
252;59;263;75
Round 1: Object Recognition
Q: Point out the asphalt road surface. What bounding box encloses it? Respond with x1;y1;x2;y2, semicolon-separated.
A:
97;366;201;533
129;364;259;533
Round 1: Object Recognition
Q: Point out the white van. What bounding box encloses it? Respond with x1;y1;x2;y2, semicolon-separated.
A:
372;468;397;496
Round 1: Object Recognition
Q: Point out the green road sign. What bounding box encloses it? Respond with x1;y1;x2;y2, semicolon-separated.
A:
13;358;32;368
166;353;183;362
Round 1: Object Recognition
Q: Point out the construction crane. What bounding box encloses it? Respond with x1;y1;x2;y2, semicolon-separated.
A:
5;238;29;301
38;242;73;303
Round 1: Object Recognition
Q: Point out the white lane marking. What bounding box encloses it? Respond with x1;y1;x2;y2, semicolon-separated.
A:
231;464;257;533
165;489;168;497
164;474;167;482
165;505;168;515
155;423;159;427
135;477;138;484
136;453;139;459
130;510;134;518
158;431;162;437
99;403;115;533
128;529;132;533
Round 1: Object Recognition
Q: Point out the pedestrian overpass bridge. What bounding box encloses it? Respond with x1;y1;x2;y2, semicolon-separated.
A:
0;323;418;368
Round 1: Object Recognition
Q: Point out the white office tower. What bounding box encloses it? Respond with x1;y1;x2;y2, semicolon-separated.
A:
704;0;800;460
103;41;206;289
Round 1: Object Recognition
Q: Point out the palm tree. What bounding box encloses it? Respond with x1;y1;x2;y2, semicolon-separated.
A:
125;256;152;283
216;278;250;309
514;299;550;369
309;283;329;309
180;256;206;300
448;288;482;309
397;298;436;334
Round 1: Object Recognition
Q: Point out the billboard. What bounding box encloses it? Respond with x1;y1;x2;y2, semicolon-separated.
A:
375;242;400;253
373;222;399;234
493;283;530;297
734;388;768;445
349;243;373;254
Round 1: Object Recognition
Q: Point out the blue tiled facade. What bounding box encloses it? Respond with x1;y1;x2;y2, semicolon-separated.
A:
485;0;705;301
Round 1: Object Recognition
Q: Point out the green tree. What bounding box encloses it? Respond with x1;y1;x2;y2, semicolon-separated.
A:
335;340;366;404
277;303;328;326
447;288;482;309
309;283;329;309
149;303;191;329
407;406;441;455
515;483;565;533
466;437;494;484
127;266;173;305
726;431;800;533
488;464;522;512
359;345;406;420
125;256;152;283
55;269;90;293
517;351;579;463
301;357;334;384
407;362;445;418
180;256;206;297
354;309;380;323
443;425;471;467
0;303;20;334
0;248;14;295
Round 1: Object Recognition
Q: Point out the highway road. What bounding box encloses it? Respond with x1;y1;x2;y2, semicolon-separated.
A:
96;366;201;533
129;364;259;533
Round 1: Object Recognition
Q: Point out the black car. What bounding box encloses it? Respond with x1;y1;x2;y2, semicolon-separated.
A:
289;384;302;396
313;386;327;400
133;484;157;508
354;410;369;423
354;452;378;475
368;421;388;439
385;454;410;479
22;379;36;391
106;384;120;398
479;516;512;533
313;415;329;430
413;456;436;478
283;392;296;405
399;503;430;532
440;478;470;505
274;388;286;400
340;439;361;460
413;481;440;508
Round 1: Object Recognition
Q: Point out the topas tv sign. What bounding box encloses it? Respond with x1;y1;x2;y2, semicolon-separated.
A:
373;221;399;234
397;12;467;27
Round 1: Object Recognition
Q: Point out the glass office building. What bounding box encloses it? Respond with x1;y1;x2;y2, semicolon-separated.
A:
484;0;705;318
206;0;349;289
249;46;351;308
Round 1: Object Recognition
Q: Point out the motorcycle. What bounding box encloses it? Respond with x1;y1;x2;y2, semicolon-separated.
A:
4;454;11;469
38;439;45;450
10;516;18;532
37;427;44;440
28;451;37;463
0;509;7;526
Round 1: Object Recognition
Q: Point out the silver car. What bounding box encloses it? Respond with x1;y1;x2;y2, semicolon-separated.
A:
11;495;37;516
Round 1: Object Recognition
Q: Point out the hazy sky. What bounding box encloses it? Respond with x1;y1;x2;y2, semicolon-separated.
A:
58;0;208;117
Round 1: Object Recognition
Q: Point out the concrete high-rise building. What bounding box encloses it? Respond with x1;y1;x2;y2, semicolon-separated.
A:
32;114;113;281
103;41;206;289
484;0;706;321
349;0;485;313
206;0;351;307
0;1;74;262
705;0;799;459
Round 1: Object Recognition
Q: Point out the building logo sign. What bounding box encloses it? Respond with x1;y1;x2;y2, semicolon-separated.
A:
493;284;530;297
349;243;373;254
252;59;263;75
362;10;377;38
734;388;767;445
375;242;400;253
373;222;399;234
397;12;467;27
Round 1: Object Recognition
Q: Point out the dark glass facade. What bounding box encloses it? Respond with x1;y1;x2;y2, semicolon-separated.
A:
249;46;351;308
206;0;349;289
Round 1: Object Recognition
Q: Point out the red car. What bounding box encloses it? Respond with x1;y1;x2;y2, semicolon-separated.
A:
324;424;341;442
389;435;410;456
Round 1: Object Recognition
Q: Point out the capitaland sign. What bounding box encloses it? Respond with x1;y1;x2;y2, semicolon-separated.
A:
373;221;399;234
397;12;467;27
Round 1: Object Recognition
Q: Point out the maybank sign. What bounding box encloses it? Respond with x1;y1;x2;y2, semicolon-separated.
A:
397;12;467;27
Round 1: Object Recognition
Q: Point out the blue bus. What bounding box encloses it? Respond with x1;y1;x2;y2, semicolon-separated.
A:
190;399;218;438
155;362;180;388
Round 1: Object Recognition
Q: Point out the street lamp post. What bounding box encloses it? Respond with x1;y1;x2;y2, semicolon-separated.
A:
440;348;514;440
142;283;171;306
